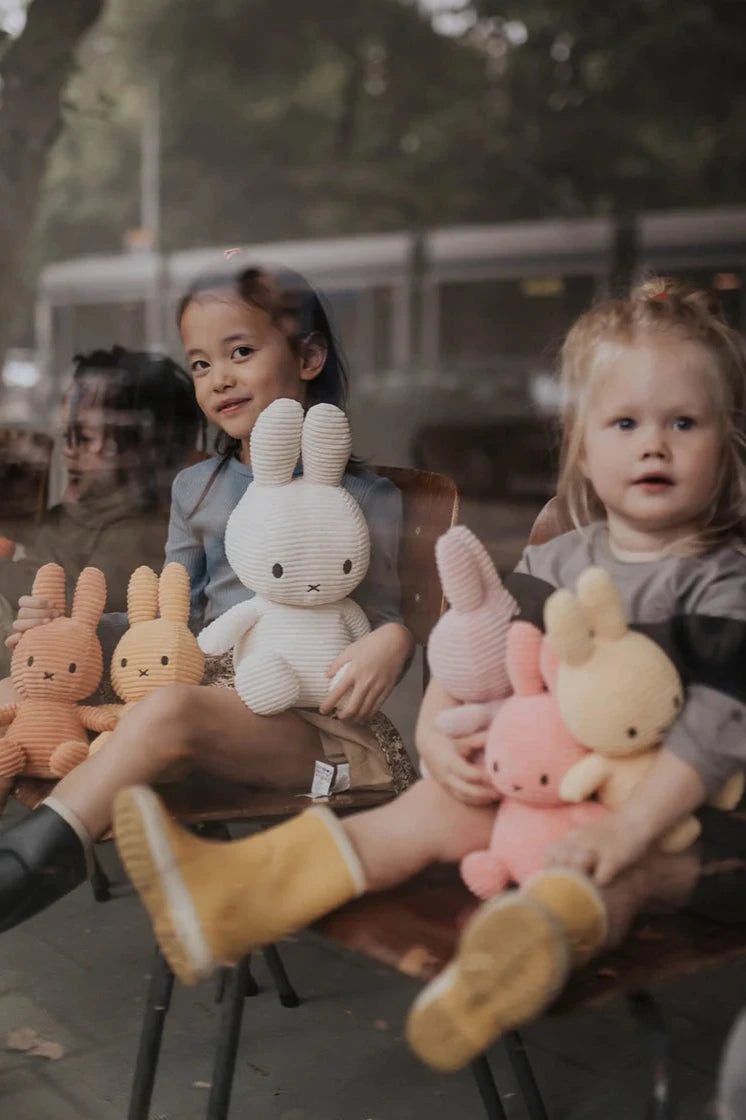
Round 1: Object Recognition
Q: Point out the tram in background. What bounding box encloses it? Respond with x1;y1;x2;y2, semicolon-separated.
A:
31;206;746;479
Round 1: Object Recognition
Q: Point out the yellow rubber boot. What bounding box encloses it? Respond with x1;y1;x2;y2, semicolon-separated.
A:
523;868;608;967
406;870;607;1073
113;786;365;985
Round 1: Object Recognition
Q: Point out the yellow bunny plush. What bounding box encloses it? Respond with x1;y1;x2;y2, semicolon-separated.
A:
546;566;743;853
88;563;205;757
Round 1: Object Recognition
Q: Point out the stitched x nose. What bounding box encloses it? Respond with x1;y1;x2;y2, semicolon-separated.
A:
308;584;320;592
139;669;149;677
43;671;54;680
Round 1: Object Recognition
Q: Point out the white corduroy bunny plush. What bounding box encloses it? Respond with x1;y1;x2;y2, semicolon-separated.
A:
197;398;371;715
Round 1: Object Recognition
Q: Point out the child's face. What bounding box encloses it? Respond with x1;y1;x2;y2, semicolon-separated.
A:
181;294;325;462
60;397;121;502
580;335;722;549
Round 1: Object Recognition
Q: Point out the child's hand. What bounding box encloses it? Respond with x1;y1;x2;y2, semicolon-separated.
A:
5;595;61;649
546;815;651;886
419;725;498;807
319;623;413;722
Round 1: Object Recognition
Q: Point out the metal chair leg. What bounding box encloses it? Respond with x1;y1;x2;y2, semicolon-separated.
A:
504;1032;549;1120
627;990;677;1120
470;1054;509;1120
215;960;259;1003
127;944;174;1120
262;943;300;1008
206;955;253;1120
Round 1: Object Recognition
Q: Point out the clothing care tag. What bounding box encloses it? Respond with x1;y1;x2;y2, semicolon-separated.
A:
310;760;351;799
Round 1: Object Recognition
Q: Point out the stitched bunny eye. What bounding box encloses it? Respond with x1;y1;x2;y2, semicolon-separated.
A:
343;559;352;574
272;563;283;578
673;694;682;710
492;761;499;773
120;658;127;668
68;663;77;674
627;726;638;738
161;656;169;666
540;774;549;785
27;656;34;667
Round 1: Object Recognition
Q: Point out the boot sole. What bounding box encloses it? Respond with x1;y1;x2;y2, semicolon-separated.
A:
405;893;569;1072
114;787;214;985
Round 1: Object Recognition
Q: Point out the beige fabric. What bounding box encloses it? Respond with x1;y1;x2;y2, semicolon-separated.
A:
202;651;416;793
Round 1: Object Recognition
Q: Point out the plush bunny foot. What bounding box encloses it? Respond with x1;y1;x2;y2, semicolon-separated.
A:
406;869;607;1072
406;892;570;1072
50;740;90;777
113;788;365;985
234;653;301;715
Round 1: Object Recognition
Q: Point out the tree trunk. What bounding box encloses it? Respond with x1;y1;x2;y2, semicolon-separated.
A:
0;0;104;369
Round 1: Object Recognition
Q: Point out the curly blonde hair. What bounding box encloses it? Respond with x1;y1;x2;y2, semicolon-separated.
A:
557;277;746;554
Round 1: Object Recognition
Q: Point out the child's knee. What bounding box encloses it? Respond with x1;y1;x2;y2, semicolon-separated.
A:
126;684;202;761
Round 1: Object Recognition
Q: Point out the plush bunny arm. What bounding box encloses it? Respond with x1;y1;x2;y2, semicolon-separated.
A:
460;849;511;899
436;700;505;738
79;704;124;733
342;599;371;642
198;601;260;656
0;703;18;728
560;753;609;803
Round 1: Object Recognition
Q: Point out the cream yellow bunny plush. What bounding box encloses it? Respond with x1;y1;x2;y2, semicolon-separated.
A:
546;566;743;853
88;563;204;756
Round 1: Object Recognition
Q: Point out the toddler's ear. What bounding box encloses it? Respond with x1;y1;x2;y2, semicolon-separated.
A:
299;332;328;382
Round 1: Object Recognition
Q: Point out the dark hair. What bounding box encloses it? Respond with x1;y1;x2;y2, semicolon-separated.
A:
178;262;358;515
68;345;204;507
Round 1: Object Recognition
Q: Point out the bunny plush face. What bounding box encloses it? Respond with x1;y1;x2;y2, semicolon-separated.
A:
10;565;105;702
224;399;370;608
484;622;588;805
545;566;684;756
112;564;205;702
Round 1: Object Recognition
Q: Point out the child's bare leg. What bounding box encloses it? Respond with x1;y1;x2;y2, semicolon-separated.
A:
50;684;325;839
343;778;495;891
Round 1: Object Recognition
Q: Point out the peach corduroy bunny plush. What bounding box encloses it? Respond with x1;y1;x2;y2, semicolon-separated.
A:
88;563;205;757
547;566;743;853
0;564;119;784
459;621;607;899
198;398;371;716
427;525;518;738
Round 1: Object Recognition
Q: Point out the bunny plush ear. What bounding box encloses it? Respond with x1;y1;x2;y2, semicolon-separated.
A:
250;398;304;485
544;588;594;667
71;567;107;629
576;566;627;641
301;403;351;486
158;562;191;623
506;621;545;696
435;525;516;615
127;567;159;624
31;563;67;616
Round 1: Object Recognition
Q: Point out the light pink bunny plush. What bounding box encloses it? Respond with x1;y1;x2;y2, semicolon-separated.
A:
427;525;517;739
460;621;608;900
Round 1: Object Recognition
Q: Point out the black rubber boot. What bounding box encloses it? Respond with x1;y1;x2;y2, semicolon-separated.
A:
0;806;88;932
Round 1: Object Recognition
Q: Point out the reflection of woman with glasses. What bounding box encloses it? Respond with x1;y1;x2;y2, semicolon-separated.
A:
0;347;203;668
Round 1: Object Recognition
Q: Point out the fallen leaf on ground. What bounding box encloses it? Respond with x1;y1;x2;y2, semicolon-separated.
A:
6;1029;64;1060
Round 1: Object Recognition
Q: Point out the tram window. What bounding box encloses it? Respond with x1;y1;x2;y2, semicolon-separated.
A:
60;302;147;368
439;275;596;368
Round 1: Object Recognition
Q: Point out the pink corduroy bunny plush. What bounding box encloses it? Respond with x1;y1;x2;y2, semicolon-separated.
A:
460;621;608;899
426;525;518;732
